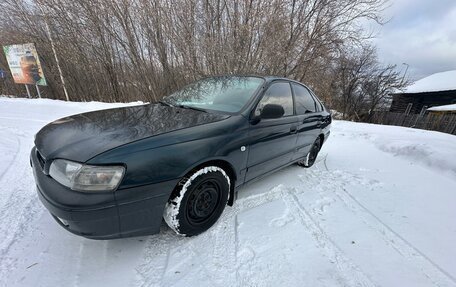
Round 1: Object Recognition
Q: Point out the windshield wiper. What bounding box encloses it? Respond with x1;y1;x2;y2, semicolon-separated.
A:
158;100;173;107
176;104;208;113
159;100;207;113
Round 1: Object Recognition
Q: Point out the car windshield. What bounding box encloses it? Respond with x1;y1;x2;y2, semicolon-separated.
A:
163;76;264;113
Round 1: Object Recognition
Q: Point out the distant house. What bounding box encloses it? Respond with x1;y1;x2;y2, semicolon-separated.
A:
389;70;456;114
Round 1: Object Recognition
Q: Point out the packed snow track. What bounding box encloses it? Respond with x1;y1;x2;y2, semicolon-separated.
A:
1;97;455;287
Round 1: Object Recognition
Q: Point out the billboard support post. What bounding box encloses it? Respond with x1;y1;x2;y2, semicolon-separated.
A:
35;84;42;98
25;84;31;98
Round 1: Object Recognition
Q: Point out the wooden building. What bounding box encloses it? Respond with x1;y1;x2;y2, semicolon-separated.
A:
390;70;456;114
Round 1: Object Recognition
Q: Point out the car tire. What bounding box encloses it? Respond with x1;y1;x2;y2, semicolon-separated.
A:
163;166;230;236
297;137;321;168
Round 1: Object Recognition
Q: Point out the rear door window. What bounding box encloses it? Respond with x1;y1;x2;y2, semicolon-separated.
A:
292;84;317;114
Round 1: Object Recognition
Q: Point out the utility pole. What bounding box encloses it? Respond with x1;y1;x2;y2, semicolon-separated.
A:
402;62;409;83
37;2;70;101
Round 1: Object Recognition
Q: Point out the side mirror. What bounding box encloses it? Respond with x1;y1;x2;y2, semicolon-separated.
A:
261;104;284;119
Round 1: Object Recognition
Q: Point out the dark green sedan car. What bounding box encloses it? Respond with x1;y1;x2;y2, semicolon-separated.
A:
31;76;331;239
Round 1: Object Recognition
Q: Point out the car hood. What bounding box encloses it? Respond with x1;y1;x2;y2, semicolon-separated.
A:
35;104;229;162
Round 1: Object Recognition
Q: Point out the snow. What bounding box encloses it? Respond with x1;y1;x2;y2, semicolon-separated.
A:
330;109;344;120
427;103;456;112
1;97;456;287
403;70;456;94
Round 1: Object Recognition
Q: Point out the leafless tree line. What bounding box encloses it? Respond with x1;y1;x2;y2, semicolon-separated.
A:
0;0;406;118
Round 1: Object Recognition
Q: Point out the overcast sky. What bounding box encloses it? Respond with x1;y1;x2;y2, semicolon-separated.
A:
371;0;456;80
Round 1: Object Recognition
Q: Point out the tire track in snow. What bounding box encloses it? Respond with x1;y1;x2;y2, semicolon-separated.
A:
211;211;238;285
0;129;44;286
0;193;42;286
135;229;181;287
281;188;377;287
0;130;20;183
335;184;456;287
73;241;86;287
308;160;456;287
135;182;376;287
135;186;287;287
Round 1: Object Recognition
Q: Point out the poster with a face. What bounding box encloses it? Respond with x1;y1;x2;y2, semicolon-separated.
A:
3;43;47;86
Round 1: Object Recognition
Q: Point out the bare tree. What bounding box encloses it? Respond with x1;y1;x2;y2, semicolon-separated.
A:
331;45;409;120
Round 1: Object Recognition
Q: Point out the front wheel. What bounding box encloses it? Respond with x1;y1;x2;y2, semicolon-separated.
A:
163;166;230;236
297;137;321;168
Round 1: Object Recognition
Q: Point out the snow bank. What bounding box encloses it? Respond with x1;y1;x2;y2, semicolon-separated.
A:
0;96;144;110
0;96;145;125
333;121;456;176
404;70;456;94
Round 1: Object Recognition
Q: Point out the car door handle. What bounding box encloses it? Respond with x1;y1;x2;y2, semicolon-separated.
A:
290;126;298;134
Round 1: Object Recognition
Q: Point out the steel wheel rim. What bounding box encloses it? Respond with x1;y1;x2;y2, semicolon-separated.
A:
186;179;221;225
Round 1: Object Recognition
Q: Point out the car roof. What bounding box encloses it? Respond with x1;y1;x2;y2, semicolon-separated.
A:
205;74;297;83
261;76;289;82
252;75;307;86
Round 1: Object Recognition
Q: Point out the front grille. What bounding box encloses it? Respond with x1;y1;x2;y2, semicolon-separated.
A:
36;149;45;169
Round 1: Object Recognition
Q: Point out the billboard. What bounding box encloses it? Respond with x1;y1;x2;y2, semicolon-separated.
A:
3;43;47;86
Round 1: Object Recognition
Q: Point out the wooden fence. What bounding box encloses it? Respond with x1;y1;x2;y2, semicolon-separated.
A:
367;112;456;135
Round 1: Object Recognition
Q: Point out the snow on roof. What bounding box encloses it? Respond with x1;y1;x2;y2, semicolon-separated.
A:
404;70;456;94
427;103;456;112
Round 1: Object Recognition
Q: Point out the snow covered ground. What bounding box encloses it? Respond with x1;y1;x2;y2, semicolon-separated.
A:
1;97;456;287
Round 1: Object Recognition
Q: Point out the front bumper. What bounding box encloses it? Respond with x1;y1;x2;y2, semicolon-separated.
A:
31;147;177;239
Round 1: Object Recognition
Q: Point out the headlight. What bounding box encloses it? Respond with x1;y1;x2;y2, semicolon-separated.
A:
49;159;125;192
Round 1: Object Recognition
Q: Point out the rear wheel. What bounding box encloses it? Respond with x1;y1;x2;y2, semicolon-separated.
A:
163;166;230;236
297;137;321;168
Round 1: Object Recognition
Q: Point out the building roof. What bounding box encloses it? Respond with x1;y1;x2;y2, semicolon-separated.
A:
427;103;456;112
404;70;456;94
